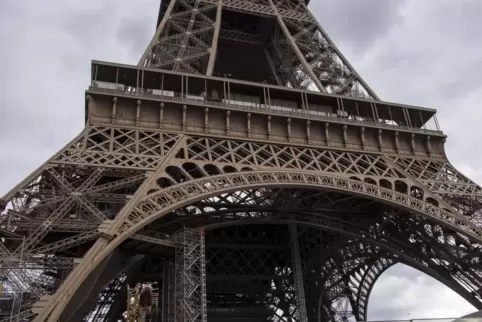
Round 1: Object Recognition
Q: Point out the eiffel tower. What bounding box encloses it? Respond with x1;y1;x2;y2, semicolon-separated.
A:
1;0;482;321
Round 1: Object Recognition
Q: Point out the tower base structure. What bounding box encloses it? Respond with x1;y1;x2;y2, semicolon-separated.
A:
2;0;482;321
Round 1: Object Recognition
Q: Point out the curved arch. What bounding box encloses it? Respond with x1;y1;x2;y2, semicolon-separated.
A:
223;165;238;173
156;177;174;189
199;220;447;322
410;185;424;200
204;164;221;175
197;215;482;310
128;172;482;241
182;162;205;179
38;170;482;322
379;179;392;190
157;199;482;320
426;197;439;207
348;258;395;321
165;165;188;183
394;180;408;194
364;178;377;186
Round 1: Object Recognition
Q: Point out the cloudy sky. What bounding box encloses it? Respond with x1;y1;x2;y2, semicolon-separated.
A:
1;0;481;320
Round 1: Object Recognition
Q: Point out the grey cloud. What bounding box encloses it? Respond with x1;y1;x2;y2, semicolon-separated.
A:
0;1;157;195
353;0;482;103
345;0;482;183
369;265;475;320
437;59;482;101
310;0;407;54
117;16;154;58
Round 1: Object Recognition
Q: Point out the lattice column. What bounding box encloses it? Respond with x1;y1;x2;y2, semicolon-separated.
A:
289;224;308;322
126;284;140;322
139;0;218;74
174;227;207;322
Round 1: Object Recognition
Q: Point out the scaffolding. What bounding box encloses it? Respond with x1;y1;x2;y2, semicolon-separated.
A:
126;285;141;322
0;236;33;322
161;261;175;321
290;225;308;322
174;228;207;322
126;283;159;322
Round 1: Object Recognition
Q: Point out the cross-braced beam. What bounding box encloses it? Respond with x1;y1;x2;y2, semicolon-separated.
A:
2;1;482;322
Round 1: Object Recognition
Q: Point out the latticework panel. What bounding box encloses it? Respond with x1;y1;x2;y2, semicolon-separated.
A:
2;125;482;322
139;0;378;98
0;127;182;318
4;0;482;319
140;0;219;74
84;274;126;322
267;0;377;98
205;225;300;321
175;228;207;322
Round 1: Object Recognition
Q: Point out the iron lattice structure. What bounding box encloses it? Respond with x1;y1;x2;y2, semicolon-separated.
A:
1;0;482;321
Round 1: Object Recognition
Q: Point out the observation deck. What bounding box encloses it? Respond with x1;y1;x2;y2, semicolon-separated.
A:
88;60;442;136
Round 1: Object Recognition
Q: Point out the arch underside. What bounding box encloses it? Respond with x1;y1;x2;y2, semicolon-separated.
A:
2;130;482;322
79;186;482;322
77;189;477;321
143;186;482;319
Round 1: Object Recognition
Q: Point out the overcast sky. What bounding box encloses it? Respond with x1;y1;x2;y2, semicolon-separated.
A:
0;0;481;320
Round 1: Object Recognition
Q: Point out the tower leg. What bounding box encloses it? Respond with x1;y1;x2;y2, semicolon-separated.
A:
62;252;144;321
290;224;308;322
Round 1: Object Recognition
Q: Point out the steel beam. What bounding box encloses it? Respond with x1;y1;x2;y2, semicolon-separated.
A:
206;0;223;76
290;224;308;322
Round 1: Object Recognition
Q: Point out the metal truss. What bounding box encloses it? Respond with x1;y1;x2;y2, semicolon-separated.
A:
151;188;482;320
139;0;221;75
2;124;482;321
268;0;378;98
174;227;207;322
3;0;482;321
83;273;126;322
290;224;308;322
0;127;181;320
138;0;378;98
127;284;140;322
126;282;159;322
160;261;176;321
203;225;299;321
346;258;395;321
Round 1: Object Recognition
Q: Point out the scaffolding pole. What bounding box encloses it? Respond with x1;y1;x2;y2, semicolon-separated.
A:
161;261;175;321
174;227;207;322
290;224;308;322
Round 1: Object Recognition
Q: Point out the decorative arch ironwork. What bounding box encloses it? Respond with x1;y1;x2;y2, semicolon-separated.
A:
36;168;482;322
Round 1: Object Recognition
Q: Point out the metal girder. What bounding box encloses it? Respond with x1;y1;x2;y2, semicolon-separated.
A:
2;0;482;321
290;224;308;322
0;130;167;317
139;0;218;74
174;227;207;322
150;200;482;319
136;0;378;98
83;273;126;322
1;123;481;321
